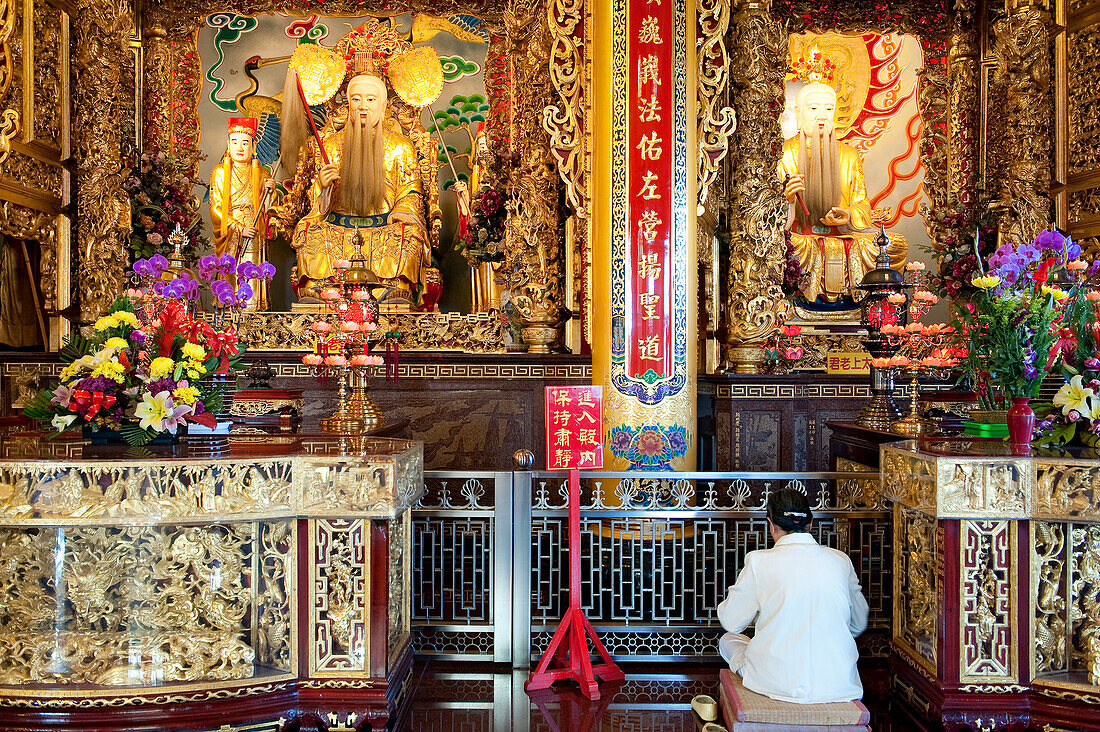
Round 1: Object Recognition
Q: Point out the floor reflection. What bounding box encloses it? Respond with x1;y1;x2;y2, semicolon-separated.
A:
394;661;913;731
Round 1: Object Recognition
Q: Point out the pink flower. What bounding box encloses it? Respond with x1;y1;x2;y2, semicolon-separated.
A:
340;321;359;332
1087;291;1100;302
311;320;333;333
913;290;938;303
887;293;906;304
905;261;926;271
302;354;323;366
333;259;352;270
780;325;802;337
350;290;370;301
320;288;341;301
324;355;347;367
1068;259;1089;271
349;354;372;366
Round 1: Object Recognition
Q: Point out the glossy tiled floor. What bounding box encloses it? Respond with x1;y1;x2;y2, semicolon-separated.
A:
393;662;917;731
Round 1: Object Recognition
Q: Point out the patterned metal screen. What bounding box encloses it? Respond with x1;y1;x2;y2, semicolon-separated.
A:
412;470;889;665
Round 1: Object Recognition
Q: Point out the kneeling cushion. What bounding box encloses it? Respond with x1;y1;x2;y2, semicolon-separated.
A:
719;669;870;731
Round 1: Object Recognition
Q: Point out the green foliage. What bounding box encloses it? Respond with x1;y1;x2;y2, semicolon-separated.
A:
22;390;56;421
59;332;92;365
120;424;156;446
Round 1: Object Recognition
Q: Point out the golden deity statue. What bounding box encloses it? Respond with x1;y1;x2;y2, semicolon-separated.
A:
779;82;907;304
273;29;443;310
209;117;278;307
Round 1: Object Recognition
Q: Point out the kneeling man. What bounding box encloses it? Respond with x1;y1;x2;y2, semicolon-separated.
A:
718;488;869;703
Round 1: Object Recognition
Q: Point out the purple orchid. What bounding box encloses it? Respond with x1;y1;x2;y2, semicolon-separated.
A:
237;261;261;281
197;254;220;281
258;262;276;280
216;253;237;276
235;282;254;306
148;254;169;275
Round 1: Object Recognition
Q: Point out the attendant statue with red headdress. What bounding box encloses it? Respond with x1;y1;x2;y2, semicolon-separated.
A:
209;116;279;309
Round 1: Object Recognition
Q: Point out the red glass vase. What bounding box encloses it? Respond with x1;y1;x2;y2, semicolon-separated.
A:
1006;396;1035;456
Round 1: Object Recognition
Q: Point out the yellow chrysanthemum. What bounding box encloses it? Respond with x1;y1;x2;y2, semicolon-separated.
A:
181;343;207;362
104;337;129;350
172;385;200;405
149;357;175;379
93;315;120;331
971;275;1001;289
185;362;207;379
90;361;125;382
114;312;139;328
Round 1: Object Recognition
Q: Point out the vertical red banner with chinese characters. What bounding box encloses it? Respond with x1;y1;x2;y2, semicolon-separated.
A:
545;386;605;470
627;1;674;382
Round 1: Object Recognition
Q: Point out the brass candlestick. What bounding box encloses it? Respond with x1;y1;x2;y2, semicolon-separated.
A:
891;370;930;437
320;364;384;433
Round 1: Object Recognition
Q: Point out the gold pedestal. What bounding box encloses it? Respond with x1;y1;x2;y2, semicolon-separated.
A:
891;372;931;437
725;345;767;374
321;366;384;434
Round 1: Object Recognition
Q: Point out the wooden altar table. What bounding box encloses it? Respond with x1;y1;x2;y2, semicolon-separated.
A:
881;439;1100;731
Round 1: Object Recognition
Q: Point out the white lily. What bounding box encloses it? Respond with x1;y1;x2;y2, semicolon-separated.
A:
1053;375;1100;420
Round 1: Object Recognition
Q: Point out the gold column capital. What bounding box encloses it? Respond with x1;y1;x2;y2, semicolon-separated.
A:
1006;0;1047;16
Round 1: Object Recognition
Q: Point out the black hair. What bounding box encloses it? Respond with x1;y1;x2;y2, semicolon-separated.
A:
767;488;813;533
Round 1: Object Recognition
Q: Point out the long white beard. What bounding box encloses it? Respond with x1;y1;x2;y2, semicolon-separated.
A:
797;128;841;228
336;119;385;217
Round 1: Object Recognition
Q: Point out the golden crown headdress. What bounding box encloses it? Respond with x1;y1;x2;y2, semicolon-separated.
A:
790;45;836;85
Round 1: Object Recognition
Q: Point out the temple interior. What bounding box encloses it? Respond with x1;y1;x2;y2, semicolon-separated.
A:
0;0;1098;730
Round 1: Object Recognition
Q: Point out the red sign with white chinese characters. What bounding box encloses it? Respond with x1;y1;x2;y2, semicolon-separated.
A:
626;0;673;381
545;386;604;470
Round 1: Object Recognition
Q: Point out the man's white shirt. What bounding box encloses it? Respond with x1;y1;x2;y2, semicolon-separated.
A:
717;532;869;704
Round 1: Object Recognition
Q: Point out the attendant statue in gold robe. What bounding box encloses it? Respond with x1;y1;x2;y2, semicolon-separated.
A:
274;74;435;308
209;117;278;309
779;83;906;304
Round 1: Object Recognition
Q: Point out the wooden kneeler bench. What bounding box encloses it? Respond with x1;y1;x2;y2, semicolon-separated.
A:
719;670;872;731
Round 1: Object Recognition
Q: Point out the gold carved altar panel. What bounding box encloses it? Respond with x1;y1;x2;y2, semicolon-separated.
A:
1055;0;1100;253
0;434;422;698
0;0;72;348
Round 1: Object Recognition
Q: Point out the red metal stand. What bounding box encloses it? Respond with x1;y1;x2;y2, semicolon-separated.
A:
525;469;624;700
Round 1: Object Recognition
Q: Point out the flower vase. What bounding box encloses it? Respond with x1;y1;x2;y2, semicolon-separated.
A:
1006;396;1035;456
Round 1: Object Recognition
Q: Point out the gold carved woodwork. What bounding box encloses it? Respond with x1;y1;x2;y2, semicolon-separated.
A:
992;2;1052;247
228;310;504;353
0;0;74;345
309;518;368;675
502;1;564;353
542;0;586;217
1033;521;1068;677
959;519;1017;683
722;0;786;372
0;522;297;685
893;504;938;675
696;0;735;211
73;0;132;322
0;107;17;166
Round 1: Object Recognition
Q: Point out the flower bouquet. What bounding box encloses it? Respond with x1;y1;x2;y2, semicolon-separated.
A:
954;231;1077;410
22;256;258;445
125;146;205;260
954;230;1081;451
457;188;507;266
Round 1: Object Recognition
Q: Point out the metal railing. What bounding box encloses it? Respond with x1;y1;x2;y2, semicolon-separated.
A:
412;469;887;667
